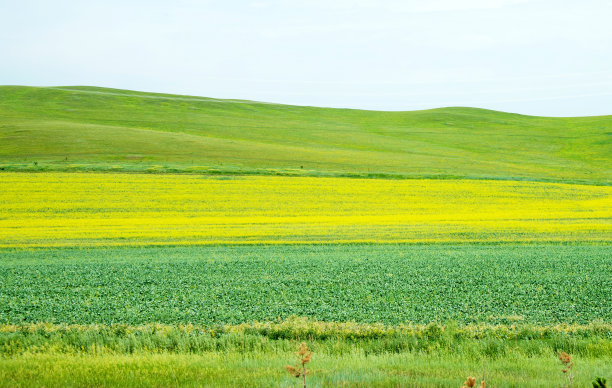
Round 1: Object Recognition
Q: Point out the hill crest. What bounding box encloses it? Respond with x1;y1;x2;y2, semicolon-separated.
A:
0;85;610;184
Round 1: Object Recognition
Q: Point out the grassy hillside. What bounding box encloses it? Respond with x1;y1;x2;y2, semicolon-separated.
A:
1;85;610;183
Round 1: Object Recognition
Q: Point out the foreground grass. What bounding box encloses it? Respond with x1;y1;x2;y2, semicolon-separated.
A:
1;320;611;387
1;85;610;184
1;244;610;324
1;172;610;246
2;352;611;387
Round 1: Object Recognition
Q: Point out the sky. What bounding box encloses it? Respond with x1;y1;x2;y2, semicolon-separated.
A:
1;0;611;116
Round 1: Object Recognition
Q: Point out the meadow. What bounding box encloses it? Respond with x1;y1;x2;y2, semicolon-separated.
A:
1;319;611;387
1;86;610;184
0;85;610;386
2;347;610;387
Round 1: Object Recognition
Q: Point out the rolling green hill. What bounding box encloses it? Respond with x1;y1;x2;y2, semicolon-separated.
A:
0;85;610;183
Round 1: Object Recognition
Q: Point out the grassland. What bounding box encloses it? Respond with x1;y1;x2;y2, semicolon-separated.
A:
1;172;610;247
1;320;611;387
1;86;610;184
3;350;610;387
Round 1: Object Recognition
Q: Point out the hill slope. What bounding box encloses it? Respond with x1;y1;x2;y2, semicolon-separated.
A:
0;85;610;183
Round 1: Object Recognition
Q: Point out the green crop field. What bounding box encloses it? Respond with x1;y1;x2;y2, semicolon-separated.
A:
0;85;610;387
1;244;610;325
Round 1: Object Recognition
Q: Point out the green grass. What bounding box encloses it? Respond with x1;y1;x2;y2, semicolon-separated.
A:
2;352;610;387
2;244;610;325
1;85;610;184
1;320;611;387
3;319;612;357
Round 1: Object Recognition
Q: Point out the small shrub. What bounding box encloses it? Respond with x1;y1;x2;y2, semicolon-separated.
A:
461;376;485;388
558;351;574;388
285;342;312;387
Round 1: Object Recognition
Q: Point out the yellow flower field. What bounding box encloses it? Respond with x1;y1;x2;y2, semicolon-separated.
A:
0;172;610;246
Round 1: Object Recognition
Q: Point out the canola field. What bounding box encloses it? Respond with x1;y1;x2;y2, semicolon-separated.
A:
0;172;610;247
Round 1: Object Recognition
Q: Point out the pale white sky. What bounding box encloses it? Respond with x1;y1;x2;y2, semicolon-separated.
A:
2;0;611;116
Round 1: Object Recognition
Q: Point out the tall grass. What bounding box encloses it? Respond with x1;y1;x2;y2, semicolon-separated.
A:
2;318;611;358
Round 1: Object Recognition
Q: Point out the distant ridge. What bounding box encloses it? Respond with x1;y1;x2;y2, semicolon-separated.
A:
1;85;610;184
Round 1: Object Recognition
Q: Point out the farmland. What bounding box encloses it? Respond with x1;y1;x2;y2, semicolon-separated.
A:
1;244;611;325
2;243;610;385
0;86;611;386
0;173;610;247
